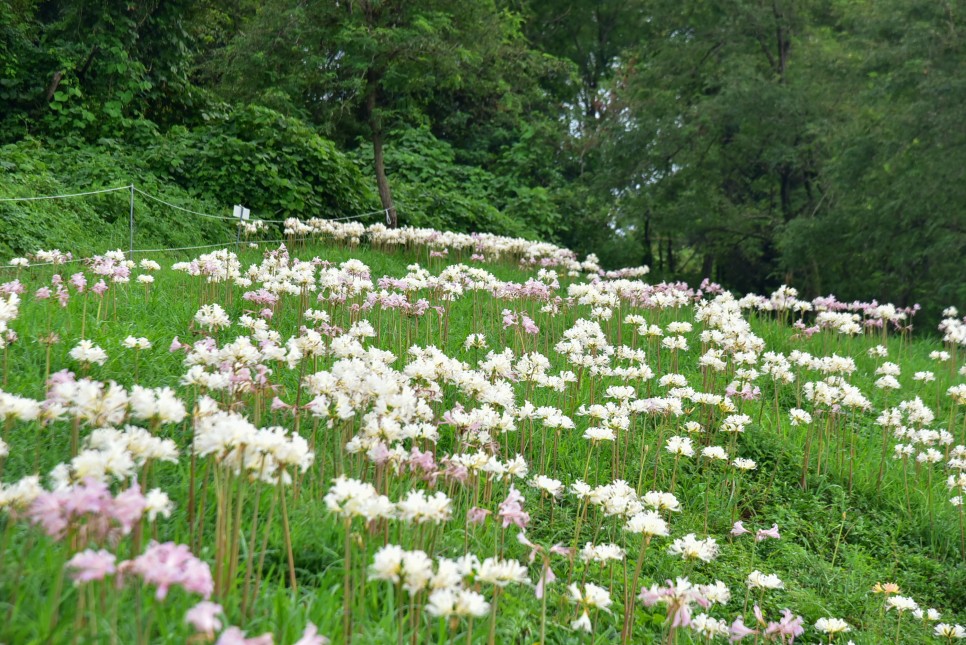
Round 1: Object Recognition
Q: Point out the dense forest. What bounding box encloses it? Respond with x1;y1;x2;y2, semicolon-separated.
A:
1;0;964;319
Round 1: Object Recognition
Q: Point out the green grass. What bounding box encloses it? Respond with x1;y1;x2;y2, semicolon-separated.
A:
0;236;964;644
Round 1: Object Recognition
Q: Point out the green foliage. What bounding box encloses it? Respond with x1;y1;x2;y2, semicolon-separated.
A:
145;105;375;221
775;0;966;321
352;127;558;238
2;0;965;317
0;0;204;139
0;138;232;257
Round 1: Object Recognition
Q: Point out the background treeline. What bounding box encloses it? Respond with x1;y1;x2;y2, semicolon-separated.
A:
1;0;964;319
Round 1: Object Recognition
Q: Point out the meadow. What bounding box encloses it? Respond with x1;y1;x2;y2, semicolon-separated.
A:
0;219;965;644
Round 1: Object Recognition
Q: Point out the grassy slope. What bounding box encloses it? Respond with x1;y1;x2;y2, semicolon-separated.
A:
0;239;964;644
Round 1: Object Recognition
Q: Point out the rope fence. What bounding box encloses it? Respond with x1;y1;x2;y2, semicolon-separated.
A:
0;182;391;267
0;186;131;202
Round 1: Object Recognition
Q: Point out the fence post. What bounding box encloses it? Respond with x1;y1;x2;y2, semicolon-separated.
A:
129;184;135;258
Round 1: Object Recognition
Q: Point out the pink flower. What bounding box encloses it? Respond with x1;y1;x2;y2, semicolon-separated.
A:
408;448;436;474
753;605;767;625
753;604;765;626
271;397;294;412
368;442;391;465
293;623;329;645
0;280;25;295
259;308;273;320
730;521;751;537
35;287;51;300
216;627;274;645
28;477;114;539
67;549;117;584
28;492;70;537
755;524;781;542
125;541;214;600
501;309;517;329
111;486;147;534
91;280;109;296
520;314;539;335
497;486;530;529
534;562;556;599
729;616;758;642
764;609;805;643
169;336;187;352
467;507;491;525
185;600;224;636
70;272;87;292
549;544;573;557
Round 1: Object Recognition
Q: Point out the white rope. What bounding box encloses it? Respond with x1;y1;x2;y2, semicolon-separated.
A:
326;208;388;222
0;258;85;270
1;183;390;223
132;187;235;220
0;185;131;202
130;241;235;254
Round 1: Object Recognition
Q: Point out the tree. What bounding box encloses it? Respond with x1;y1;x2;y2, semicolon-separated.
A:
779;0;966;318
580;0;830;290
215;0;556;229
0;0;203;140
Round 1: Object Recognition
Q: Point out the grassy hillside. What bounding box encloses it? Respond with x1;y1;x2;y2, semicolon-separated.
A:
0;229;964;643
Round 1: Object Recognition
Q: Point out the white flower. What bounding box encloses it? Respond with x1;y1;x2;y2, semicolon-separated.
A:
476;557;528;587
665;435;695;457
369;545;405;584
530;475;564;498
913;607;941;622
934;623;966;639
426;588;490;618
667;534;719;563
690;613;729;639
583;426;615;442
732;458;757;471
789;408;812;425
144;488;173;521
699;580;731;606
571;610;592;632
702;446;729;461
815;618;850;635
642;491;681;513
69;340;108;366
886;595;919;613
745;570;784;590
624;510;669;537
122;336;152;350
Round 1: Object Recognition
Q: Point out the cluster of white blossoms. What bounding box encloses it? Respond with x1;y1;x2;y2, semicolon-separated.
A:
0;290;20;350
746;570;784;591
0;213;964;645
122;336;152;350
193;397;313;483
368;544;489;617
667;533;720;563
60;425;179;484
69;340;109;367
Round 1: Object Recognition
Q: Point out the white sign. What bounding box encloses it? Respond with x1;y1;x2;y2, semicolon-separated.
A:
233;204;251;221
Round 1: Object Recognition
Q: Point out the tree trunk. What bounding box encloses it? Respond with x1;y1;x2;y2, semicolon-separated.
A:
701;253;714;280
366;76;397;228
642;209;654;268
371;127;397;228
